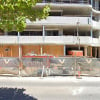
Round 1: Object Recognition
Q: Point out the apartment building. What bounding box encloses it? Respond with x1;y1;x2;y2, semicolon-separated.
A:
0;0;100;58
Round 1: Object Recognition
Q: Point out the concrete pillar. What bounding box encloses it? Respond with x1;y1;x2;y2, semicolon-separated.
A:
18;32;22;59
90;47;92;57
19;45;22;59
95;0;99;10
91;0;93;6
87;46;92;57
18;32;22;76
59;28;63;36
95;47;97;58
42;25;45;55
98;47;100;58
84;46;88;56
90;11;93;38
41;46;43;55
43;25;45;42
64;45;66;56
90;10;93;39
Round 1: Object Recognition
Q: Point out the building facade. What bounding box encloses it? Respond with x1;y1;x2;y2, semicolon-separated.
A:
0;0;100;58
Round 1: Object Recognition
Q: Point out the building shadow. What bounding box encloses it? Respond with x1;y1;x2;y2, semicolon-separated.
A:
0;87;37;100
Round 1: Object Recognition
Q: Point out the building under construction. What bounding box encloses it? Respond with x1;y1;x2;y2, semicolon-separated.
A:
0;0;100;58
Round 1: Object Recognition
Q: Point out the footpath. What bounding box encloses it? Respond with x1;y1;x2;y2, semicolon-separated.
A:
0;76;100;82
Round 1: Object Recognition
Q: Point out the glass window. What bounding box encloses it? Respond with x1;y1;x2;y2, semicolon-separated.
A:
45;30;59;36
8;31;18;36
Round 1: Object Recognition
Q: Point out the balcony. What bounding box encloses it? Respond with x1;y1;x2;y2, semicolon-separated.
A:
0;36;99;46
37;0;100;14
31;17;91;26
92;20;100;30
0;36;18;44
42;0;89;4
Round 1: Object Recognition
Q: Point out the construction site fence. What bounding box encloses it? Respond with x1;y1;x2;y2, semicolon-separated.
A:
0;57;100;77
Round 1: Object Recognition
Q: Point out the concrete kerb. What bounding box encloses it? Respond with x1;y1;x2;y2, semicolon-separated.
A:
0;76;99;82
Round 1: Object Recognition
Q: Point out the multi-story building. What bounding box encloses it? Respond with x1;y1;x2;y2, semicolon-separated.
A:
0;0;100;58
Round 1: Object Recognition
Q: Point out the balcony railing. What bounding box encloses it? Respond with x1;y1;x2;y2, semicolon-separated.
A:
92;20;100;30
33;17;90;25
0;36;99;46
42;0;90;4
41;0;100;12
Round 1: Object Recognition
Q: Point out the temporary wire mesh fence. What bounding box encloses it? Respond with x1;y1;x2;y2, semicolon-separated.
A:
0;57;100;77
0;57;19;75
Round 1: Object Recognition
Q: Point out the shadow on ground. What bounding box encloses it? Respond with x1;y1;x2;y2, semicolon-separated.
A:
0;88;37;100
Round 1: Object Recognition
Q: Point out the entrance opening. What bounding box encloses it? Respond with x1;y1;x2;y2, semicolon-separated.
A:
65;46;84;56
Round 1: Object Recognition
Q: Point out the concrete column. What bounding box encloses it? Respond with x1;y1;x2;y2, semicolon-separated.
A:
42;25;45;55
84;46;88;56
95;0;99;10
95;47;97;58
90;28;93;38
91;0;93;6
43;25;45;42
18;32;22;76
59;28;63;36
19;45;22;59
87;46;92;57
18;32;22;59
41;46;43;55
98;47;100;58
90;11;93;38
64;45;66;56
90;47;92;57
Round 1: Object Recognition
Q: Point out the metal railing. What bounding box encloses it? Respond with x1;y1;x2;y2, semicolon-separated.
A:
42;0;100;11
42;0;90;4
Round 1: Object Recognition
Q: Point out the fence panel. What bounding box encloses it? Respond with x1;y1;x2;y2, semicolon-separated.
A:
0;57;19;75
76;57;92;76
21;57;49;77
76;57;100;77
49;57;75;76
0;57;99;77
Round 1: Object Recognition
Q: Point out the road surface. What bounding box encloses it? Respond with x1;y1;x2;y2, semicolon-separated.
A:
0;76;99;100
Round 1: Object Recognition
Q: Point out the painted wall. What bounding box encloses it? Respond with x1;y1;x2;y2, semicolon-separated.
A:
0;45;64;57
22;45;64;57
0;45;19;57
42;45;64;57
22;45;41;56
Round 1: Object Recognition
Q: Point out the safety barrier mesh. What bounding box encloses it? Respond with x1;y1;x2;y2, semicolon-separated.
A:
0;57;100;77
0;57;19;75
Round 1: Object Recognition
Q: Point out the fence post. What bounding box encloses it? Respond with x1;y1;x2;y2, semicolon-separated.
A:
76;64;82;79
18;32;22;77
48;57;51;76
41;65;45;78
41;57;46;78
46;56;50;77
74;53;77;77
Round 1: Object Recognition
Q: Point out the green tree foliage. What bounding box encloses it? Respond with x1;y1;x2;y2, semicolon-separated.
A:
0;0;50;32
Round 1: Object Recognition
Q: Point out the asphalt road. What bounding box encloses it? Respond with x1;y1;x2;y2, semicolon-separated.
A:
0;77;99;100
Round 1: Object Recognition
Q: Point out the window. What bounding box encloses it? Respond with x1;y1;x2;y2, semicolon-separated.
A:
8;31;18;36
20;31;42;36
49;12;62;16
45;31;58;36
31;31;42;36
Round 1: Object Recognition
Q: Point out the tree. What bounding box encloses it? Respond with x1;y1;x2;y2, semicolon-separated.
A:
0;0;50;32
